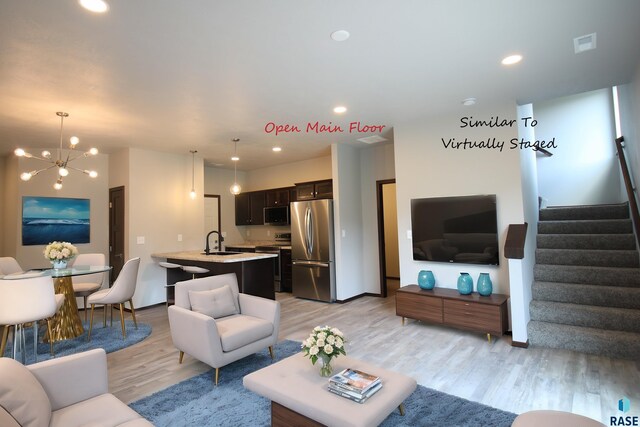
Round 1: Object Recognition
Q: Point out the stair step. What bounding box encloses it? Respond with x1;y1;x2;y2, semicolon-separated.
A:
532;281;640;309
539;203;630;221
527;320;640;359
529;300;640;332
537;219;633;235
534;264;640;287
535;248;639;268
536;234;636;250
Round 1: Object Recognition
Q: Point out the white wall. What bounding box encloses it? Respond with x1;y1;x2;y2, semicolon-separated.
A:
394;103;525;297
204;166;247;246
127;148;204;308
535;88;621;206
616;64;640;199
6;153;109;269
359;143;396;293
332;143;364;300
245;156;331;191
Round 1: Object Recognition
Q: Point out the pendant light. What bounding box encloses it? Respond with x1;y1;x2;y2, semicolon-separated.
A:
189;150;197;199
229;138;241;195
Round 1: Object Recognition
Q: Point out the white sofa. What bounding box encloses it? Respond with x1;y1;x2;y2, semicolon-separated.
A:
168;272;280;385
0;349;152;427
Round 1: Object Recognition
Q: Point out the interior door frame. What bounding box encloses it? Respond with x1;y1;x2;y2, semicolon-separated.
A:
377;179;396;297
109;186;125;286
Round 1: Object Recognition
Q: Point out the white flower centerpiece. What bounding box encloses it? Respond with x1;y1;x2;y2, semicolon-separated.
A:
44;241;78;269
301;325;346;377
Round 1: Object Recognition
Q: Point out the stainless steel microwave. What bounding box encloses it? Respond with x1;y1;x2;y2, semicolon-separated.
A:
264;206;290;225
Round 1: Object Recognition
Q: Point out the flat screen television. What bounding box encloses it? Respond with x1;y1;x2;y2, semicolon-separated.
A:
411;194;499;265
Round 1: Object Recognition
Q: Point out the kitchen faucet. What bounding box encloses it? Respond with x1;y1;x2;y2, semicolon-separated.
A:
205;230;224;255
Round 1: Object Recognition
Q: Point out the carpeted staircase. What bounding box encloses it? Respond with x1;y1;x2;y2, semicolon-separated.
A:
528;202;640;359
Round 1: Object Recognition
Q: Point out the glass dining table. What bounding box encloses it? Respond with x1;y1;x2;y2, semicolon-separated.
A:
1;265;112;341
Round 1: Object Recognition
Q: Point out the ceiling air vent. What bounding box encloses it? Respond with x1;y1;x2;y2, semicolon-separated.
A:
574;33;596;54
357;135;387;144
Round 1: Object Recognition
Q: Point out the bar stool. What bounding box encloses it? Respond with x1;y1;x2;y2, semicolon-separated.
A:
181;265;210;279
159;262;182;306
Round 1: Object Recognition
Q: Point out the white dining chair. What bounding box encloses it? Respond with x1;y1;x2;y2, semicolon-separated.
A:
0;257;24;275
0;275;65;363
70;253;107;322
87;257;140;340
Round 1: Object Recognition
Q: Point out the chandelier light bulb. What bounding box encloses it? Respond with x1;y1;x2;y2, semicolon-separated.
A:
42;150;51;158
14;148;25;156
88;170;98;178
54;179;63;190
89;147;99;155
70;136;80;146
59;167;69;177
20;172;32;181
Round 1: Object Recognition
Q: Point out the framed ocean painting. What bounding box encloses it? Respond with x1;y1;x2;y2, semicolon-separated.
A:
22;196;90;245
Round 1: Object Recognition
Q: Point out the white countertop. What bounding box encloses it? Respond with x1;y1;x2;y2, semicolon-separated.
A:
151;250;277;263
225;241;292;250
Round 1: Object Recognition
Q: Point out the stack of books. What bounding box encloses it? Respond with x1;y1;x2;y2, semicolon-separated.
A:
327;368;382;403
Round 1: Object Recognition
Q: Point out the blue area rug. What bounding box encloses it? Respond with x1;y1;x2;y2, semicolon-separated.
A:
2;320;151;365
131;340;517;427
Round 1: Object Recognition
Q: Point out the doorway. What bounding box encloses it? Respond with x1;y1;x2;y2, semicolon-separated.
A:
109;186;125;285
377;179;399;297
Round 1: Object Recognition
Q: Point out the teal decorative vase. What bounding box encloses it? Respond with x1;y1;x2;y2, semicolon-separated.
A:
417;270;435;290
457;272;473;295
477;273;493;296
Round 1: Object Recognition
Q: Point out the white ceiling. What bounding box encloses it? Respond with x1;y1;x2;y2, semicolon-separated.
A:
1;1;639;171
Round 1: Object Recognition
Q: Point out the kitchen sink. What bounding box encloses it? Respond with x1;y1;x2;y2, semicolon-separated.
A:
200;251;242;256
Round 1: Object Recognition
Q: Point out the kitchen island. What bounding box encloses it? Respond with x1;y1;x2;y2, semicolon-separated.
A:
151;250;277;303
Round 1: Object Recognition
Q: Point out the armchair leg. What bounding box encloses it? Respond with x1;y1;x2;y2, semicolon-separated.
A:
0;325;9;357
268;346;274;360
88;304;96;341
179;351;184;364
398;403;406;416
129;299;138;329
119;303;126;339
214;368;219;386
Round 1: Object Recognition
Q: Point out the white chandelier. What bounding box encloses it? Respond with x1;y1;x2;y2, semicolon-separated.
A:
15;111;98;190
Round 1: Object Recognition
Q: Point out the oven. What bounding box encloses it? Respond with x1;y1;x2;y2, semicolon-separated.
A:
255;246;282;291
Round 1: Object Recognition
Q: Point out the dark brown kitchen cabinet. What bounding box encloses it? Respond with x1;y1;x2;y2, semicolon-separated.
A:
280;248;292;292
265;188;291;207
295;179;333;200
235;191;265;225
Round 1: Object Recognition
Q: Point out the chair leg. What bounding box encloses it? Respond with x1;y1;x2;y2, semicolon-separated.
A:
88;304;96;341
47;319;55;356
33;321;38;363
179;351;184;364
214;368;219;386
110;304;114;327
398;403;406;416
103;304;107;327
0;325;9;357
268;346;274;360
119;303;126;339
129;299;138;329
83;296;89;322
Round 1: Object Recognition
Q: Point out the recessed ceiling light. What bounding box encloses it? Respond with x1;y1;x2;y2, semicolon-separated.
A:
333;106;347;114
231;156;239;161
462;98;477;106
272;147;282;152
501;54;523;65
79;0;109;13
330;30;350;42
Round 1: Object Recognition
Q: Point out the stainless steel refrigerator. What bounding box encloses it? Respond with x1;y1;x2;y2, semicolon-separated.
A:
291;199;336;302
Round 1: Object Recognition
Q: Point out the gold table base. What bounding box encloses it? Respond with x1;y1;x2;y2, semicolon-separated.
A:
44;277;84;342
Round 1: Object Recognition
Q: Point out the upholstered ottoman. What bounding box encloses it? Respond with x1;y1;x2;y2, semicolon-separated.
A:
243;352;416;427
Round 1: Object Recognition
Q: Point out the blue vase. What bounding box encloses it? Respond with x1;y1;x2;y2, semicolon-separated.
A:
417;270;435;290
457;272;473;295
477;273;493;296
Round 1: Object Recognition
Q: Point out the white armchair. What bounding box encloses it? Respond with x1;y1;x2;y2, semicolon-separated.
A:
168;272;280;385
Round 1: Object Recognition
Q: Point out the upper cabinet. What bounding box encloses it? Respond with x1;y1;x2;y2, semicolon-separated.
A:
235;191;265;225
265;187;292;207
295;179;333;200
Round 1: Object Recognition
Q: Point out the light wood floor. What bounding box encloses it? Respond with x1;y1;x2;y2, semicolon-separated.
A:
108;283;639;424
